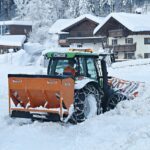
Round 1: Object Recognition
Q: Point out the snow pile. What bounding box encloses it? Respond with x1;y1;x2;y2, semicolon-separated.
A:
107;84;150;116
108;59;150;83
0;50;33;66
24;42;44;55
111;58;150;68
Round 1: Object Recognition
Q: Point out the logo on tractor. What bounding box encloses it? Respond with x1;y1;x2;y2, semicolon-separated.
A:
47;80;58;85
12;80;22;83
64;82;71;87
53;53;66;58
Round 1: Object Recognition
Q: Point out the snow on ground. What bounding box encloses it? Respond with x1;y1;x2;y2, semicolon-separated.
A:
1;56;150;150
108;58;150;83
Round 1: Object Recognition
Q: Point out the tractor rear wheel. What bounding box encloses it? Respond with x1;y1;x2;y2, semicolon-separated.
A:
69;84;103;124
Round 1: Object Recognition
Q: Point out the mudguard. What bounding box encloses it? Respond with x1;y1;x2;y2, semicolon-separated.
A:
75;77;98;90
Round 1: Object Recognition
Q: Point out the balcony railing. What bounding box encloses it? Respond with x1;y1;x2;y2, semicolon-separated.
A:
106;43;136;52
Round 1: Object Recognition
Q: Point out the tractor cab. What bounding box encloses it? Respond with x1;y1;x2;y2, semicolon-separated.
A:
45;49;106;87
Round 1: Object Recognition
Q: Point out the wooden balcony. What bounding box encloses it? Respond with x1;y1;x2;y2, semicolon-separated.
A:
106;43;136;52
109;29;127;37
66;36;106;44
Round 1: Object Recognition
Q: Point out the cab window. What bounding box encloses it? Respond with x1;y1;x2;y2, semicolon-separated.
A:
86;58;97;79
48;59;69;75
48;59;77;75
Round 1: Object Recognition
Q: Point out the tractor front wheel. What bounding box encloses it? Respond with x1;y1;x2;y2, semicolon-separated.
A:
69;84;103;124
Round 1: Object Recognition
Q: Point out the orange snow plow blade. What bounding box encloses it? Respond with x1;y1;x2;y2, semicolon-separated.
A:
108;77;145;99
8;74;74;121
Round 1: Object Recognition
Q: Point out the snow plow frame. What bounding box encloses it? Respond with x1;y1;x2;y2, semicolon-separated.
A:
8;74;74;121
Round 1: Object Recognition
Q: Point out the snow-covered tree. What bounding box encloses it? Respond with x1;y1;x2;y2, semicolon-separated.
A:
67;0;80;17
14;0;29;19
79;0;97;15
0;0;14;20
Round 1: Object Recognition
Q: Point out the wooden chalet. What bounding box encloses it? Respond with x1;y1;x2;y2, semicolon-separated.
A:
0;35;26;54
0;21;32;36
0;21;32;54
49;14;105;51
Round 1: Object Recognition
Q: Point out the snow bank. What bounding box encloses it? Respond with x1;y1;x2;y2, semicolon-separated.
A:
24;42;44;55
107;84;150;116
111;58;150;68
108;59;150;83
0;50;33;66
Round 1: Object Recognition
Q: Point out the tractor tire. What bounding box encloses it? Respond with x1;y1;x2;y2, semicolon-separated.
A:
69;84;104;124
107;91;127;111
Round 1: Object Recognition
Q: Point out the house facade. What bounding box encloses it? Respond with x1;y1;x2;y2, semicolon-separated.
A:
94;13;150;59
49;14;105;51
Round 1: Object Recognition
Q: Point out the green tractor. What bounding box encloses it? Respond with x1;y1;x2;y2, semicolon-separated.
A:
45;49;125;123
8;48;127;123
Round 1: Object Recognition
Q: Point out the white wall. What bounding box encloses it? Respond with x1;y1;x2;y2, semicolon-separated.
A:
109;37;125;45
131;35;150;58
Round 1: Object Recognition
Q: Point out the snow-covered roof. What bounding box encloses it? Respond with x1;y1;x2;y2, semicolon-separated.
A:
49;14;104;34
0;20;32;26
49;19;74;34
61;14;104;32
94;12;150;35
0;35;26;47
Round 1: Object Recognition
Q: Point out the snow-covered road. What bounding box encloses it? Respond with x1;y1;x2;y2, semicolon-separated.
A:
1;58;150;150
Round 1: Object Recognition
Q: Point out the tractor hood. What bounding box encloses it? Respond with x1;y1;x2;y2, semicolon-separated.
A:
75;77;97;90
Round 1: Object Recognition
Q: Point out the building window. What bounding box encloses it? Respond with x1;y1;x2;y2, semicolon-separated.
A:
112;39;117;45
144;38;150;44
124;52;135;59
125;38;133;44
59;34;69;39
144;53;150;58
77;44;82;48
